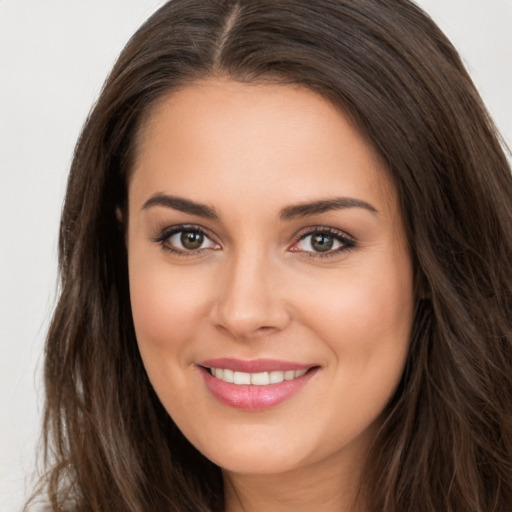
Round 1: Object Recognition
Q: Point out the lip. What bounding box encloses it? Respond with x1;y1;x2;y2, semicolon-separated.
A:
199;358;314;373
197;358;319;410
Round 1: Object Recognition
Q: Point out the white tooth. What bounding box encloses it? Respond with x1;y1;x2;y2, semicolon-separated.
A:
251;372;270;385
234;371;251;385
223;369;234;383
212;368;307;385
269;371;285;384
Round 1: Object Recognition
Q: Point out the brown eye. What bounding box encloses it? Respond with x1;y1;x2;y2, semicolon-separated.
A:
181;231;204;250
290;228;355;257
162;227;220;253
296;232;340;253
310;234;334;252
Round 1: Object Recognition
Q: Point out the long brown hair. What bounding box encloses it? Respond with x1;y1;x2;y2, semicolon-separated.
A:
31;1;512;510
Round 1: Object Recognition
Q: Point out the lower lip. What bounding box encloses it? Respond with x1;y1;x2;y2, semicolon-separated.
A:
199;367;317;410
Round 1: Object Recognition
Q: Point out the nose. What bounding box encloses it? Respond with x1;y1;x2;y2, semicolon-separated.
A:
210;250;291;340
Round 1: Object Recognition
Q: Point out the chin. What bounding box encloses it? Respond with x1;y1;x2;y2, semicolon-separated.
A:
209;447;304;476
189;426;310;476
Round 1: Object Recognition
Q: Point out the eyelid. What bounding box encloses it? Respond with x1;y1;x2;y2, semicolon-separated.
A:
151;223;355;258
288;225;356;256
151;223;221;254
151;223;212;241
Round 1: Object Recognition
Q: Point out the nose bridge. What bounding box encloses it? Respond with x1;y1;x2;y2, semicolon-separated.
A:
212;243;289;338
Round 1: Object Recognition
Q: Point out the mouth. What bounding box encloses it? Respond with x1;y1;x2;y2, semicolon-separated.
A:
206;367;309;385
197;359;319;410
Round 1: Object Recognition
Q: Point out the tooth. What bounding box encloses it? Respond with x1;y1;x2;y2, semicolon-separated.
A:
211;367;308;385
234;371;251;385
223;369;234;383
251;372;270;385
269;371;285;384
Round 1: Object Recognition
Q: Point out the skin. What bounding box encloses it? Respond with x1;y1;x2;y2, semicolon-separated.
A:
127;78;415;512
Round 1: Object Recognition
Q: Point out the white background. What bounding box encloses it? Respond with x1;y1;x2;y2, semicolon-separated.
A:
1;1;511;510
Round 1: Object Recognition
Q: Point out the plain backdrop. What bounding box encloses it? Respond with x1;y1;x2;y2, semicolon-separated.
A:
1;1;511;510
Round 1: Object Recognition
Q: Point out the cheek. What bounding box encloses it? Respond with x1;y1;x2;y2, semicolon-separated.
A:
127;254;217;420
300;266;412;345
310;261;413;426
296;249;414;402
128;252;212;361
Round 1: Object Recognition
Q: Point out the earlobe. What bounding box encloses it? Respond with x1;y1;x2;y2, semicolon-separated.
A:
115;207;123;224
115;206;129;242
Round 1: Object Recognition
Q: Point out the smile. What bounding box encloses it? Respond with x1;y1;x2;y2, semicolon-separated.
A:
209;368;308;385
198;359;319;410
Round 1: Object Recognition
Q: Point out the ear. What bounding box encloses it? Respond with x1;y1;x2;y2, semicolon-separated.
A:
115;206;128;241
115;207;123;224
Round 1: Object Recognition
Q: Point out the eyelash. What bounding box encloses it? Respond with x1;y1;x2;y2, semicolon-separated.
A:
291;226;356;258
152;224;356;258
152;224;219;257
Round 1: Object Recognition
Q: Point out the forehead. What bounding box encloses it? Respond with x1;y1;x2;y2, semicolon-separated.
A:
129;78;395;215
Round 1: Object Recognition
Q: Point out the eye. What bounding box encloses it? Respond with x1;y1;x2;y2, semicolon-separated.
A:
170;230;210;250
289;228;355;256
153;225;220;255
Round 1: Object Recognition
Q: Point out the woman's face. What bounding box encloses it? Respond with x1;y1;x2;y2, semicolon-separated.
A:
127;79;414;478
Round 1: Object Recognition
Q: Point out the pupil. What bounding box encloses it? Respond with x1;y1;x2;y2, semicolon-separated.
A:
312;234;333;252
181;231;203;250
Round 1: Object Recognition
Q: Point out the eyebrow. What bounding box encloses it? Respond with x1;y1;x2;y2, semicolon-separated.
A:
279;197;378;220
142;193;377;220
142;193;219;219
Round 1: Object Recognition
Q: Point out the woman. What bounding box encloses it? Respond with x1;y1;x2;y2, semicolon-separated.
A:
31;0;512;510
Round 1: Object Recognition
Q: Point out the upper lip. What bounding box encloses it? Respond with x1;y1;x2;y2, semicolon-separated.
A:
198;358;317;373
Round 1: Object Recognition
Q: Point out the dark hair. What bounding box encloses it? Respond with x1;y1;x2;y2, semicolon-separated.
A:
32;0;512;510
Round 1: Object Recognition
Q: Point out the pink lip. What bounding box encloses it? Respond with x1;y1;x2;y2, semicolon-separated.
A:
197;358;318;410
